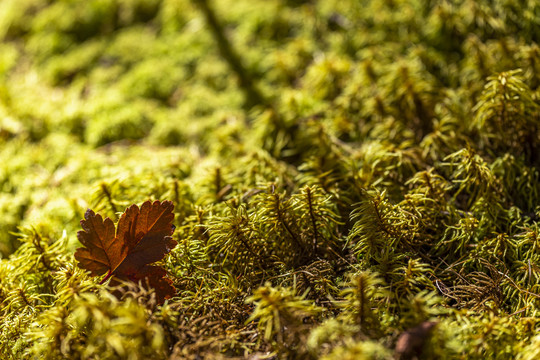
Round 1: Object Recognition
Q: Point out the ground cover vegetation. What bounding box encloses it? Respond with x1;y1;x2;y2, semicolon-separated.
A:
0;0;539;358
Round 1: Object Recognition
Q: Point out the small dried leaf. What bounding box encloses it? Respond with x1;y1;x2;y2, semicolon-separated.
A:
395;321;438;360
75;209;126;276
75;200;177;303
114;200;176;274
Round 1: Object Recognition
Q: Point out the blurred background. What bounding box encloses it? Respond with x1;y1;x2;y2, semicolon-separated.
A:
0;0;538;256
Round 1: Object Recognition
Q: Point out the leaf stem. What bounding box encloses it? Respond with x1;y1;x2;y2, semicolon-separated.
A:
100;270;114;285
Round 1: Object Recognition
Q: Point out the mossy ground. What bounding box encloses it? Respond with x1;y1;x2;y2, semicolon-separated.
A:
1;0;540;359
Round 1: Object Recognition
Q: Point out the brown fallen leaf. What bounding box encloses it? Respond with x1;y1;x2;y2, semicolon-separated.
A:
395;321;438;360
75;200;177;303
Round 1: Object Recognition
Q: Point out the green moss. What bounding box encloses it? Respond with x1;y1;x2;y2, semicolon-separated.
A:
1;0;540;359
84;103;154;146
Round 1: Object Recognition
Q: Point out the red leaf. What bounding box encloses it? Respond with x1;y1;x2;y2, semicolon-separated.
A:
75;200;177;303
74;210;126;276
395;321;438;360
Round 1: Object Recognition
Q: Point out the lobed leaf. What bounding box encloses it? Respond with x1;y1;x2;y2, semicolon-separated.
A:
74;200;177;303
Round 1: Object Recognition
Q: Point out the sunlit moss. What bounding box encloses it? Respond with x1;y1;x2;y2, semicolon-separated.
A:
0;0;539;358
